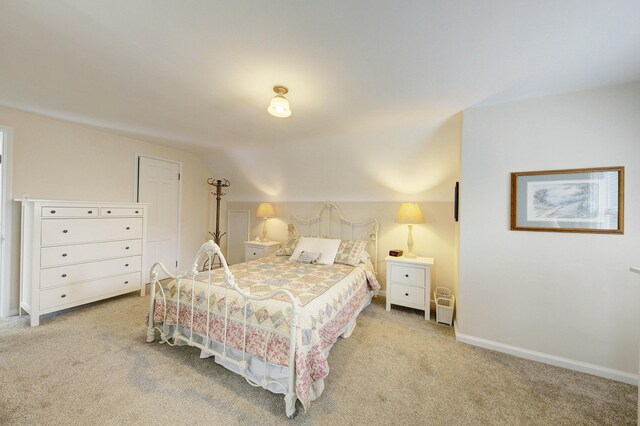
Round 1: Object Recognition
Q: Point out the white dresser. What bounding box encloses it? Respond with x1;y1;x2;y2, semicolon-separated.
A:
385;255;434;320
19;200;148;326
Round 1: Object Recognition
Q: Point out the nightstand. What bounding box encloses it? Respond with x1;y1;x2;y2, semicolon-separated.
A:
244;241;281;262
385;255;435;320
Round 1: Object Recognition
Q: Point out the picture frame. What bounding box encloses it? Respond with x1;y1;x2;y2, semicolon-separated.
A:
510;167;624;234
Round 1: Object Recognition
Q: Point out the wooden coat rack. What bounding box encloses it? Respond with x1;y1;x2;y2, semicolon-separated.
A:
206;178;230;268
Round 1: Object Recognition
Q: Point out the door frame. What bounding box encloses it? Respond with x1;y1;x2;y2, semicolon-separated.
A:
133;153;183;273
0;126;14;317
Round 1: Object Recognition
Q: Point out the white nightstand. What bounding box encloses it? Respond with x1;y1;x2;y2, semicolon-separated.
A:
385;255;435;320
244;241;281;262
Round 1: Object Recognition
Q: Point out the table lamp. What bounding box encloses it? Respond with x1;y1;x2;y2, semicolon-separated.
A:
395;203;424;258
256;202;276;242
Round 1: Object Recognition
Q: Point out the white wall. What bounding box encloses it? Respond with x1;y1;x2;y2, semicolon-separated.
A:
226;201;457;297
206;114;462;203
0;106;212;314
458;82;640;378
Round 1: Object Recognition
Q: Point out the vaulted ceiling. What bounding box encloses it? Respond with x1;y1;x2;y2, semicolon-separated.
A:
1;1;639;200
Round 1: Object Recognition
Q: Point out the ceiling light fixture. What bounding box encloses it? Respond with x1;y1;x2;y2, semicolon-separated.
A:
267;85;292;118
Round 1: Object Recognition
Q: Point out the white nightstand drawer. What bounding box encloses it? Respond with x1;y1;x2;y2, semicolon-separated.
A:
390;283;425;307
390;264;425;287
244;241;281;262
245;246;262;261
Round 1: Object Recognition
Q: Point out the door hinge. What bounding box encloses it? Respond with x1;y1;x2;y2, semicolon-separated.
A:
0;154;2;164
178;173;181;180
176;260;178;267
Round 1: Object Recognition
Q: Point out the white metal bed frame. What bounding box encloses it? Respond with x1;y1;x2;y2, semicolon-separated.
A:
145;202;379;418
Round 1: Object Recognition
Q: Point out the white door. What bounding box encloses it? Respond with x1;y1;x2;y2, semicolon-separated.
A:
227;210;250;265
137;156;180;279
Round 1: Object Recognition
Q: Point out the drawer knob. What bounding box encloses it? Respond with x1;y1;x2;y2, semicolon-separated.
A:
405;274;409;278
126;227;131;230
405;293;409;296
125;246;130;250
135;210;139;214
61;274;67;277
88;210;93;214
125;263;129;267
50;210;56;214
253;252;257;256
62;253;67;257
60;294;67;298
124;281;129;284
62;230;68;233
107;210;112;214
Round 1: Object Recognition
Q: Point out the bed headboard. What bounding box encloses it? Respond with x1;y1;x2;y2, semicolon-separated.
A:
288;202;379;273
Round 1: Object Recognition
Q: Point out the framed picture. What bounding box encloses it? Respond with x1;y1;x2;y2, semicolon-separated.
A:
510;167;624;234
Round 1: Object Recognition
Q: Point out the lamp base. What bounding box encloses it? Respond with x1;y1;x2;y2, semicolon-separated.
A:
260;238;270;243
404;252;417;259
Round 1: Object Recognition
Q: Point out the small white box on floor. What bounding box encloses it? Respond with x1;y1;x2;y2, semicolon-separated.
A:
434;287;454;326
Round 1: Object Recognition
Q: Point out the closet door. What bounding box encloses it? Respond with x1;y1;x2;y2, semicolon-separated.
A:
137;155;181;279
227;210;250;265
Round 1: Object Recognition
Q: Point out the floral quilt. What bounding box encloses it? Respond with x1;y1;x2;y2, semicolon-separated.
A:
152;255;380;410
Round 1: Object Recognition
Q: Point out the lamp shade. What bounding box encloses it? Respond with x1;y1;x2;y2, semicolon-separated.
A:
256;202;276;218
267;95;292;118
395;203;425;224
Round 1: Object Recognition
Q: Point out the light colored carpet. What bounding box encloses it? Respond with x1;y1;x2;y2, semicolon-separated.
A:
0;291;636;425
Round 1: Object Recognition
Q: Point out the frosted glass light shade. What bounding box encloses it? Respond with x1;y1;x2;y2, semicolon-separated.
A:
267;95;292;118
395;203;425;224
256;202;276;218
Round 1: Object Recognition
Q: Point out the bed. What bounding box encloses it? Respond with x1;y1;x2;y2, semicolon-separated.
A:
145;202;380;418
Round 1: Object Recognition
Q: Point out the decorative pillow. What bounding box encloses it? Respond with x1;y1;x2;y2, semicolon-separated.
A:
289;237;341;265
296;251;321;265
276;235;300;256
334;240;368;267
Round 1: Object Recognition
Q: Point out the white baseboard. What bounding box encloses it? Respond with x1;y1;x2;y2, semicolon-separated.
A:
454;321;638;386
2;308;20;318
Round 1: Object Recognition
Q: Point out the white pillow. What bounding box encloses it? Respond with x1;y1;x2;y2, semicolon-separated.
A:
289;237;341;265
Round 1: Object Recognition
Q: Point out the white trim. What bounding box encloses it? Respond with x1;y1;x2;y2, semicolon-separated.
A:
453;321;638;385
134;153;182;273
0;126;13;318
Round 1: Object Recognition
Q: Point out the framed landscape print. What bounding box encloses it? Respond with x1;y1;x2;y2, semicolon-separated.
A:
510;167;624;234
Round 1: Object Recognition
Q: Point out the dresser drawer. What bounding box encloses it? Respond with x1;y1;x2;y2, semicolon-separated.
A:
42;207;98;218
390;283;426;307
390;264;425;287
41;218;143;246
40;272;141;310
40;239;142;268
40;255;142;289
100;207;143;217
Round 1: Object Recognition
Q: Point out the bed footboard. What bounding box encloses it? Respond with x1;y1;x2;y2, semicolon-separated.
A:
145;240;300;419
